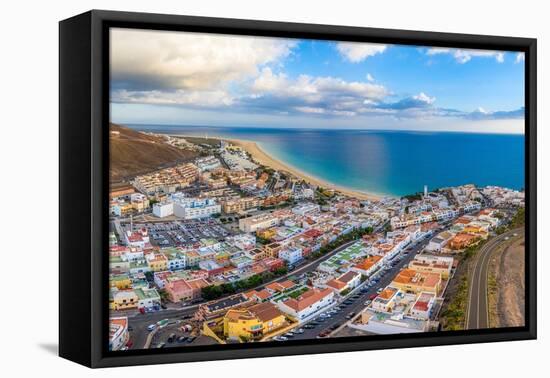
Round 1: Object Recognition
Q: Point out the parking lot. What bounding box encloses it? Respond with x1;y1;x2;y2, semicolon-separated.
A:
121;219;233;247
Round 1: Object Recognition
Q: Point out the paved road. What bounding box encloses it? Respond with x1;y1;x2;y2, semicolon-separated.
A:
126;230;381;349
465;227;525;330
285;235;434;341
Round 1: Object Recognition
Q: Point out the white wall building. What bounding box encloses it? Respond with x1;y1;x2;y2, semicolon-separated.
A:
277;288;335;321
171;195;221;219
153;202;174;218
278;246;303;265
292;203;321;216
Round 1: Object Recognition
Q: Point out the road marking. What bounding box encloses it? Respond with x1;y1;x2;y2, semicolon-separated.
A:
465;228;523;329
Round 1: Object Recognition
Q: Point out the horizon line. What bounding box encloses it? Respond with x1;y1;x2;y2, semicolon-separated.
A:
116;122;526;136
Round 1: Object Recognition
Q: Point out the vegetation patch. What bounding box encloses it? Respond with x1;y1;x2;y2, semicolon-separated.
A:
440;275;469;331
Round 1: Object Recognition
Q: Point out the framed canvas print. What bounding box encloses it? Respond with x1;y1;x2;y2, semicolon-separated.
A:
59;10;536;368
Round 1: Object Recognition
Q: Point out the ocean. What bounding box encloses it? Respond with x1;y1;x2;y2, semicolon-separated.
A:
125;124;525;197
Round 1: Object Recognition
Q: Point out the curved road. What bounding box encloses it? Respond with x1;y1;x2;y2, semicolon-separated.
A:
465;227;524;329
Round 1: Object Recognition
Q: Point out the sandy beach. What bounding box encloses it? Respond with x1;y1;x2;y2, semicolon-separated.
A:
225;138;382;201
165;133;382;200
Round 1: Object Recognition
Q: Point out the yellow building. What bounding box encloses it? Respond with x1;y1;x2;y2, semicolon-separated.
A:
223;302;286;341
257;228;277;240
112;290;139;310
391;269;441;294
118;202;134;216
110;274;132;290
147;253;168;272
184;250;201;267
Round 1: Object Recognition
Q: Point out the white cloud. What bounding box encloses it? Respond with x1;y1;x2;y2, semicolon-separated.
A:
366;73;375;82
111;88;235;107
426;47;505;64
336;42;388;63
413;92;436;105
110;28;297;91
515;52;525;63
249;67;389;116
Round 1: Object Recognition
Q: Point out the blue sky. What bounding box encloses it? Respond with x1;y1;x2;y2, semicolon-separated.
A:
110;28;525;134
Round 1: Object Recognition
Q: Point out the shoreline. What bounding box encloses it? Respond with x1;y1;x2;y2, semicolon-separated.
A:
167;133;383;201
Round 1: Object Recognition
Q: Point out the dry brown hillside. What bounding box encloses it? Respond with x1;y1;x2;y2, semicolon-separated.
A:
109;123;199;182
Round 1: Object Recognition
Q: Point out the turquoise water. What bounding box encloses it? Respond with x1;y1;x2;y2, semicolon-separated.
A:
125;124;525;197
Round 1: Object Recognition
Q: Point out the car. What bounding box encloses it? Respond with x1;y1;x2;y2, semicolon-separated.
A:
369;294;378;300
304;324;315;329
346;312;356;319
377;288;383;294
156;342;166;348
296;328;305;334
161;303;168;310
147;324;156;332
186;336;196;343
317;330;331;338
167;333;176;343
284;332;294;338
177;336;188;343
127;326;133;332
277;336;288;341
513;233;518;237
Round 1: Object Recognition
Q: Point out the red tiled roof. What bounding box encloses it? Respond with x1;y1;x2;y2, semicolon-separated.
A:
282;288;332;311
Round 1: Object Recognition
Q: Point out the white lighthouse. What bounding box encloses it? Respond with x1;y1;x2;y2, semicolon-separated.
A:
423;185;428;198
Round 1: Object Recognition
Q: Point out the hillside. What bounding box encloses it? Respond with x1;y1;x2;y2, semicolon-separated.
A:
109;123;199;182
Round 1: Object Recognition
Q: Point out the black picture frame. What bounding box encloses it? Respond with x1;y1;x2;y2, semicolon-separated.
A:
59;9;537;368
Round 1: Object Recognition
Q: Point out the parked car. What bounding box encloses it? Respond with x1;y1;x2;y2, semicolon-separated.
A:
167;333;176;343
317;330;331;338
147;324;156;332
177;336;188;343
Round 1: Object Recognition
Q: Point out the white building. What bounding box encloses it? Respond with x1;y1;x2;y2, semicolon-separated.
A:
292;203;321;216
279;246;303;265
277;288;335;321
239;213;280;233
325;270;362;294
153;202;174;218
409;292;436;320
225;234;257;251
109;317;129;351
171;194;221;219
195;156;222;172
135;287;161;310
425;231;454;252
121;249;144;262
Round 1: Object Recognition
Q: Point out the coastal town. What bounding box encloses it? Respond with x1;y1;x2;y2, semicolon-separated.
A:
108;128;525;351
